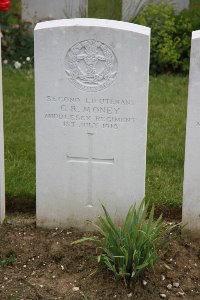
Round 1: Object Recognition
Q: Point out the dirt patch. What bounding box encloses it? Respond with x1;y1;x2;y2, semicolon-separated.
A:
0;213;199;299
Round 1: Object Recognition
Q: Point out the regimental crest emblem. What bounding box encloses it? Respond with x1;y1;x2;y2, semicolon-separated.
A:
65;39;118;92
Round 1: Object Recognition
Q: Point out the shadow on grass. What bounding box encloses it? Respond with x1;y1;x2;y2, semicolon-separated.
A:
6;195;36;213
6;196;182;223
154;206;182;222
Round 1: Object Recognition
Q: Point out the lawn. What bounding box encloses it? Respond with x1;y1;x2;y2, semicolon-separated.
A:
3;68;35;209
3;0;192;210
3;68;188;209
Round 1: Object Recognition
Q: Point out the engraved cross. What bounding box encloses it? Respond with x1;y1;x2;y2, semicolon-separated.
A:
66;132;114;207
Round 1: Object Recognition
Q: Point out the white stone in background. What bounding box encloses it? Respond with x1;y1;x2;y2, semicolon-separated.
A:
122;0;147;21
22;0;88;23
183;30;200;237
0;35;5;223
173;0;190;12
122;0;190;22
35;19;150;229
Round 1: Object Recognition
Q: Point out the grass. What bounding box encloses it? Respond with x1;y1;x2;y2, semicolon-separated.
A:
3;67;188;209
190;0;200;9
88;0;122;20
3;68;35;208
146;76;187;207
3;0;191;210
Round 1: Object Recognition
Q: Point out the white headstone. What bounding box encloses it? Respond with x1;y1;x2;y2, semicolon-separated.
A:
122;0;190;22
22;0;88;23
183;30;200;237
35;19;150;229
0;36;5;223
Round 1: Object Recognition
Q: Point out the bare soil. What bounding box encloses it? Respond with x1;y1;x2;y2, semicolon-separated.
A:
0;212;200;300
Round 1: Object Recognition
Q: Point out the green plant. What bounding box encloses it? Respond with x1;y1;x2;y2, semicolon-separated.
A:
1;21;34;67
0;2;34;68
135;2;193;74
73;200;177;285
0;254;16;267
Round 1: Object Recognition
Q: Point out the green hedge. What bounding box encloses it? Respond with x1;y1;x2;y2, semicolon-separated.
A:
135;3;200;74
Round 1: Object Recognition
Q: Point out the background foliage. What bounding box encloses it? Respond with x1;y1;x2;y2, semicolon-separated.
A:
1;0;200;73
135;2;200;74
0;0;33;67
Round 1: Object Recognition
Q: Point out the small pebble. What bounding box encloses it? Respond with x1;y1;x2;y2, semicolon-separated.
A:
176;292;185;297
167;284;172;290
173;282;180;288
160;294;167;298
39;285;44;288
142;280;147;286
72;286;79;292
161;275;166;281
127;292;133;298
61;265;64;270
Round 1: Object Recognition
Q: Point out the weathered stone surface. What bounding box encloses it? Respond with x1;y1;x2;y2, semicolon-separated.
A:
22;0;88;23
183;30;200;237
0;36;5;223
122;0;190;21
35;19;150;229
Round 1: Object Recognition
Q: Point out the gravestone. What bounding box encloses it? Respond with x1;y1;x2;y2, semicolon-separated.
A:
35;19;150;229
22;0;88;24
183;30;200;237
122;0;189;21
0;35;5;223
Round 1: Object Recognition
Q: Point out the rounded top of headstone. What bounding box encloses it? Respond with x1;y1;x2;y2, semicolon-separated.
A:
192;30;200;40
34;18;150;36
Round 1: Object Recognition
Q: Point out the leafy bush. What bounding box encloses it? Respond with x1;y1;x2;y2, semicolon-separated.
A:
73;201;177;286
135;2;193;74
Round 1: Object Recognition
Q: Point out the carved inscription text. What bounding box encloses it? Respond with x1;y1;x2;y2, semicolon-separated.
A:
44;96;136;130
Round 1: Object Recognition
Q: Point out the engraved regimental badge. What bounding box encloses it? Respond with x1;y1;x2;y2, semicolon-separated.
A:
65;39;118;92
